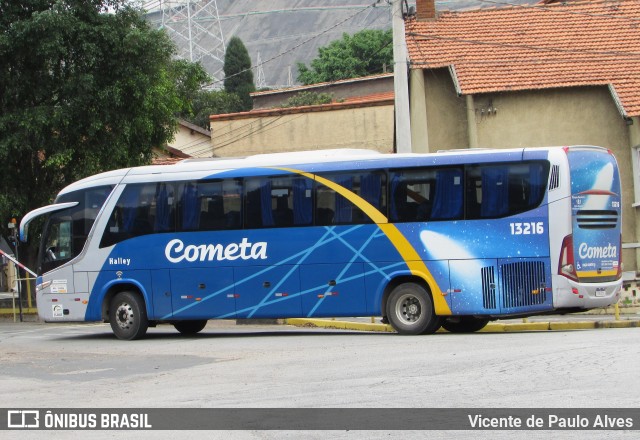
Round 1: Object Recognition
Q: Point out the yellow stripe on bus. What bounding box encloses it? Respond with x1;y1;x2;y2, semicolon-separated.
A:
577;269;619;278
273;167;452;316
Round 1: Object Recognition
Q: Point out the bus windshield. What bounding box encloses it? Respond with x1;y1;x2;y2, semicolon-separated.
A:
39;186;113;273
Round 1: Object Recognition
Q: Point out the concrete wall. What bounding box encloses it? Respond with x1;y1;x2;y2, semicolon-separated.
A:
210;105;395;156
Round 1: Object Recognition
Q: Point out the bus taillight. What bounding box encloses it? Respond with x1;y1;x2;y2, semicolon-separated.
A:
559;234;579;281
616;234;623;279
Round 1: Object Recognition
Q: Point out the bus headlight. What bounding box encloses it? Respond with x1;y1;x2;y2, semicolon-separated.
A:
36;280;52;292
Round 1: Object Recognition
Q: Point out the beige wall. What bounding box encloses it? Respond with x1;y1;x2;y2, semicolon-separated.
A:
171;124;213;157
421;69;469;152
628;117;640;273
210;105;395;156
412;72;638;274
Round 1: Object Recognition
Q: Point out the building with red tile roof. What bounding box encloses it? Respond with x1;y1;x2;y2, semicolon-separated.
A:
405;0;640;281
406;0;640;116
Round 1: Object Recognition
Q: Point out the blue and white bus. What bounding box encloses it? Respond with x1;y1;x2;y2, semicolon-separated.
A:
20;146;623;339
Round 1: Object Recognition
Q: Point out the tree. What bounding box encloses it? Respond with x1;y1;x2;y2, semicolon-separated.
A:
0;0;192;257
223;36;255;111
169;59;243;129
188;90;243;129
297;29;393;85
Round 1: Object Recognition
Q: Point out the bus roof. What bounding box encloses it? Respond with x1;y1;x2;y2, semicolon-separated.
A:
56;146;601;196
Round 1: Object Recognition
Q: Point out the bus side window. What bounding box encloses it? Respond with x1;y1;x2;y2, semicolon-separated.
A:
356;172;386;223
176;179;243;232
245;176;312;229
100;183;174;247
389;169;436;222
465;162;548;220
430;168;464;220
315;172;384;225
315;174;353;225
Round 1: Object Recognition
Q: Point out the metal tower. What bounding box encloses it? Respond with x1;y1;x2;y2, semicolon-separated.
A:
153;0;226;85
255;53;267;90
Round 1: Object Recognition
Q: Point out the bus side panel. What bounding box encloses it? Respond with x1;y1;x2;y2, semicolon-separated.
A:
300;263;366;317
151;270;172;319
234;265;302;318
170;267;236;319
36;265;79;321
449;259;498;315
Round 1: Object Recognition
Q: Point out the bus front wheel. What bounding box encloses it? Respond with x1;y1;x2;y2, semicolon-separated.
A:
174;320;208;335
386;283;442;335
109;291;149;340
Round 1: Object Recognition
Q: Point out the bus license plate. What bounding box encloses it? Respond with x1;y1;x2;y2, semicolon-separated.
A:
595;288;606;297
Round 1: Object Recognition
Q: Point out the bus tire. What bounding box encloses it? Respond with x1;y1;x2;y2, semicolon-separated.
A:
441;317;489;333
109;291;149;340
386;283;441;335
174;320;208;335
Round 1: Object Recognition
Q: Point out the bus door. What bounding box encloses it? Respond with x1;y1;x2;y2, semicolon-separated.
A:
170;267;236;319
234;265;302;318
448;259;500;315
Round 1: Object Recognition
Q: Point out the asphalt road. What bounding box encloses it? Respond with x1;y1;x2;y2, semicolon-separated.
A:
1;320;638;440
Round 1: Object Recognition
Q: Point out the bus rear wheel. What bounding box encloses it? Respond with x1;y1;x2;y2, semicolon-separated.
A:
174;320;208;335
386;283;442;335
109;291;149;340
441;317;489;333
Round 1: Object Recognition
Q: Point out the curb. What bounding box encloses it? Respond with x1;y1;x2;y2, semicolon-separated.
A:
285;318;395;333
285;318;640;333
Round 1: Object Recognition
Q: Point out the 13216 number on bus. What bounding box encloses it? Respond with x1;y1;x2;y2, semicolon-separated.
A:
510;222;544;235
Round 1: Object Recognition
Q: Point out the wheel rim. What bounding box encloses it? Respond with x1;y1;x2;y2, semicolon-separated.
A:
115;302;134;331
395;293;422;325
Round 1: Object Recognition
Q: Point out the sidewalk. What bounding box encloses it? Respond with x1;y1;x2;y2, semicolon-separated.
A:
285;309;640;333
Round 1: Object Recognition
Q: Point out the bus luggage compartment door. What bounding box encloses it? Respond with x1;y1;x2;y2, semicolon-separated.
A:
300;263;366;317
234;265;302;318
170;267;236;319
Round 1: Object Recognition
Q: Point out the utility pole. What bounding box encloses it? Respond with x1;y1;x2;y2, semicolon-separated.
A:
392;0;412;153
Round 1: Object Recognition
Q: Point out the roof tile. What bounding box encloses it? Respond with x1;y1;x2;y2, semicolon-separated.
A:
406;0;640;116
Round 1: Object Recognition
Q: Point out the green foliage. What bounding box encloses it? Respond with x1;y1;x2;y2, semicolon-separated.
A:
170;60;244;129
0;0;190;256
170;59;211;116
282;91;335;108
223;36;255;111
297;29;393;85
188;90;243;130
